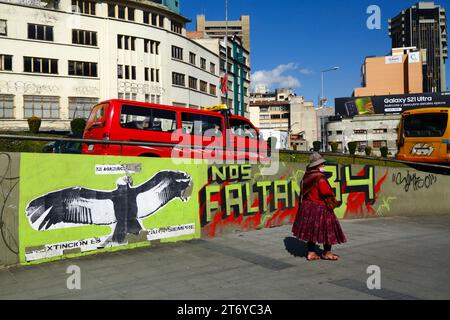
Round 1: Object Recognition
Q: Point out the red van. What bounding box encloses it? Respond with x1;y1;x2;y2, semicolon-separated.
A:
82;99;269;162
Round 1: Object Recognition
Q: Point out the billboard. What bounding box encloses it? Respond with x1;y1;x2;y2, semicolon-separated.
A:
335;92;450;118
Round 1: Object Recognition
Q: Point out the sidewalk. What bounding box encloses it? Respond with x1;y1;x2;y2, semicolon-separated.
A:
1;215;449;300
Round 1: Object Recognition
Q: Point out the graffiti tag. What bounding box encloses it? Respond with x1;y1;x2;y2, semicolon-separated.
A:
392;171;437;192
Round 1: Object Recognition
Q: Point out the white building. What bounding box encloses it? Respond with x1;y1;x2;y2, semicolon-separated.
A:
249;89;317;150
326;114;401;156
0;0;221;131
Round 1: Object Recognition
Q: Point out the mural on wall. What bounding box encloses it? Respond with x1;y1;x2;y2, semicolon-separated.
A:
200;163;390;237
19;154;206;264
26;171;193;246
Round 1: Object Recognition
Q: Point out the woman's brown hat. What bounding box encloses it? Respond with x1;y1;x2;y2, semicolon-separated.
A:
308;152;326;168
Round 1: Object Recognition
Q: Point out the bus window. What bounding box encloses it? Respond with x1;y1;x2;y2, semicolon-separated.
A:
230;118;257;139
86;103;107;130
120;105;177;132
181;113;223;136
404;113;448;137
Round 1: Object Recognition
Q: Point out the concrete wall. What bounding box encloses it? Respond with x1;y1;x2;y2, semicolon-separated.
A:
1;152;450;267
0;152;20;267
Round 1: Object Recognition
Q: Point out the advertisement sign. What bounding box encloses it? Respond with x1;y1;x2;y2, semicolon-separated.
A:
408;52;421;63
385;55;403;64
19;154;207;264
335;92;450;118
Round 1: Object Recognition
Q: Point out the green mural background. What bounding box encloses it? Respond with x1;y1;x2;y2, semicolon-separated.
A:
18;153;208;265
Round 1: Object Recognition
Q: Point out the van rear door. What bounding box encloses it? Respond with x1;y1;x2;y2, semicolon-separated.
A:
83;103;110;154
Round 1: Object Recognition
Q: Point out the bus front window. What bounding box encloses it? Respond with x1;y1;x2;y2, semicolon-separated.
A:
403;113;448;138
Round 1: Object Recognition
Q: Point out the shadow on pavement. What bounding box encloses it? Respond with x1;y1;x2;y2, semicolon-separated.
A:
284;237;325;258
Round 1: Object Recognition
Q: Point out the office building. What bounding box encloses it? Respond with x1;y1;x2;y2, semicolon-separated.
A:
389;1;448;92
353;47;425;96
196;15;250;51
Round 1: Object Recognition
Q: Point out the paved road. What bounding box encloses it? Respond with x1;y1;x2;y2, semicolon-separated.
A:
1;215;450;300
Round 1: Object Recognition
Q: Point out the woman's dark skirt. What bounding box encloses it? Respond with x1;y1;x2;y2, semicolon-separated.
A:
292;200;347;245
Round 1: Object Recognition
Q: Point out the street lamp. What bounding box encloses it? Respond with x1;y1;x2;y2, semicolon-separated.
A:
319;66;339;151
320;66;339;108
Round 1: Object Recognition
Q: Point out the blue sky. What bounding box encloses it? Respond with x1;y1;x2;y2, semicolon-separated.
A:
181;0;449;107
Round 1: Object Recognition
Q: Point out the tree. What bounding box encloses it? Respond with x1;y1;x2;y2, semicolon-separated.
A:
347;141;357;155
27;116;41;134
313;141;321;152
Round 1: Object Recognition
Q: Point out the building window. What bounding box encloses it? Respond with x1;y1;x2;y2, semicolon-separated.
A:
171;46;183;60
159;15;164;28
210;84;216;96
144;39;160;54
28;24;53;41
172;72;185;86
372;140;387;149
69;60;97;77
24;95;60;119
200;80;207;93
356;141;368;152
151;13;158;26
24;57;58;74
143;11;150;24
118;65;136;80
108;3;115;17
373;128;388;134
0;95;14;119
72;29;97;46
72;0;96;15
354;129;367;134
128;7;135;21
336;130;343;135
189;52;196;65
145;68;149;81
200;58;206;70
69;97;98;119
0;54;12;71
189;77;197;90
210;62;215;74
118;35;136;51
171;21;182;34
118;5;126;19
0;20;7;36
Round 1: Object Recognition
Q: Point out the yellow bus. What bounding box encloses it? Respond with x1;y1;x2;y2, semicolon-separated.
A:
397;107;450;163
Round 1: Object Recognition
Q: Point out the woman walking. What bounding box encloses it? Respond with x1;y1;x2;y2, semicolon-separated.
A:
292;153;346;261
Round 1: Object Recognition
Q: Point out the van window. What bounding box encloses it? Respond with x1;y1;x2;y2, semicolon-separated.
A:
230;118;257;139
86;103;107;129
181;113;222;136
120;105;177;132
404;113;448;137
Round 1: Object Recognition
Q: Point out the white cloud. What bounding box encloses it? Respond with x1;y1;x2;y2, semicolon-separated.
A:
299;68;314;75
251;63;301;90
